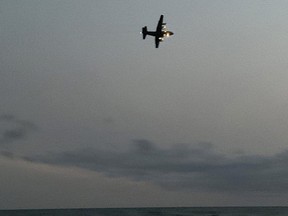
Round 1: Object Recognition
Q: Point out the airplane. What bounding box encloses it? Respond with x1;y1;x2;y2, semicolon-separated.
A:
142;15;174;48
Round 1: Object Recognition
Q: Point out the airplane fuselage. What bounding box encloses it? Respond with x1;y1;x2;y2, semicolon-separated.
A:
145;29;173;39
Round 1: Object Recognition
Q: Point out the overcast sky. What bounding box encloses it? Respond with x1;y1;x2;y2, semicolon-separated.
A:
2;0;288;209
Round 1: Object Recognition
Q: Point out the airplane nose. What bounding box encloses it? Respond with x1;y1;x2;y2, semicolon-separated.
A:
166;31;174;37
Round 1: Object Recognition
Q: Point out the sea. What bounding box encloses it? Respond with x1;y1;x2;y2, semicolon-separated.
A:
0;207;288;216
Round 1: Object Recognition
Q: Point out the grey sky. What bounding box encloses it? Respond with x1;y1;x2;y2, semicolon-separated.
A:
2;0;288;209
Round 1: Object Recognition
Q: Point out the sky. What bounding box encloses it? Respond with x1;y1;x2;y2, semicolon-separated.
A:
1;0;288;209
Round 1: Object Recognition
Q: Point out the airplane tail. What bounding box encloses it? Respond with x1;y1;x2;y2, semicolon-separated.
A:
142;26;147;39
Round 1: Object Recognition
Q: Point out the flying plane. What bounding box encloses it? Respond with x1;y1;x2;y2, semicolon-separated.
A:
142;15;174;48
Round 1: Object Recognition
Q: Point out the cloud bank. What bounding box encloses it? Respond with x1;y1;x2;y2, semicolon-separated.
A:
24;139;288;194
2;115;288;195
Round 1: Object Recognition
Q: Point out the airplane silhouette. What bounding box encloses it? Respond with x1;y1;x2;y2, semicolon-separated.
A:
142;15;174;48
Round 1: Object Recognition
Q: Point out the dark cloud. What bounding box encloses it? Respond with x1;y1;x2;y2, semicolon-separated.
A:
0;114;37;145
3;128;26;140
0;150;14;159
0;114;15;121
24;139;288;194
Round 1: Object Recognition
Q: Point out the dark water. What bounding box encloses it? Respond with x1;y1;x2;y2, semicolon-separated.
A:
1;207;288;216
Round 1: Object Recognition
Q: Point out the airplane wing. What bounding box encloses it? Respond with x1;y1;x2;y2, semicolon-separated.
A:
156;15;164;32
155;37;160;48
